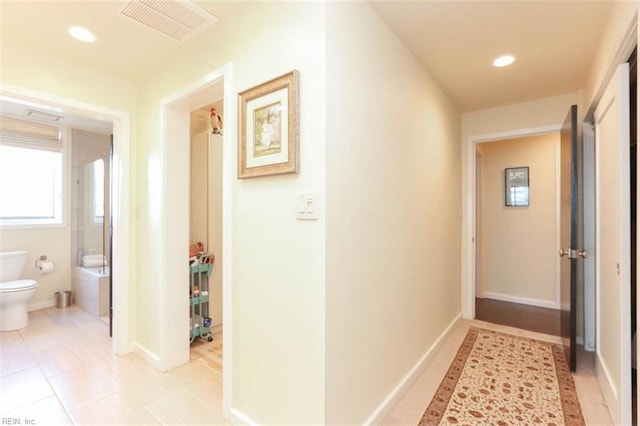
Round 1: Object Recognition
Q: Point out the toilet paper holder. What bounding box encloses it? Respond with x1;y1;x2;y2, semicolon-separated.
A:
35;255;55;274
35;255;48;268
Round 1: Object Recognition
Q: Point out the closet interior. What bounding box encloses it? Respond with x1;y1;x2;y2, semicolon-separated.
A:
188;97;223;367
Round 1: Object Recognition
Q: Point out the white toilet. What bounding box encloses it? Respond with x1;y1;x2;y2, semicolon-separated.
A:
0;251;38;331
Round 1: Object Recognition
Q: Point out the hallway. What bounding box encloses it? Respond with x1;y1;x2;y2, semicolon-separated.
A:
382;319;612;425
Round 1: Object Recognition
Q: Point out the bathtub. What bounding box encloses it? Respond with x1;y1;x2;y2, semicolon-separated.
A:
72;266;110;316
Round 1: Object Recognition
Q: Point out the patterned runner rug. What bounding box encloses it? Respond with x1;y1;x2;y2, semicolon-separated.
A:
418;327;585;425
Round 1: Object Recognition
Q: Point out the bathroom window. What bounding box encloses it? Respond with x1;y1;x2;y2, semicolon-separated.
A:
0;116;64;227
0;146;63;225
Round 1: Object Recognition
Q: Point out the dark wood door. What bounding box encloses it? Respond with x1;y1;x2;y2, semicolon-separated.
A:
560;104;579;371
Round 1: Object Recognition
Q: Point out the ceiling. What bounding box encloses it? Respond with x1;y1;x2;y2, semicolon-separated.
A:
370;1;614;112
0;0;246;133
0;0;616;121
0;0;248;81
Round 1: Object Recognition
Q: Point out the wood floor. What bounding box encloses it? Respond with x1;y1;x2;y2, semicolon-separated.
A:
475;297;561;336
475;298;639;425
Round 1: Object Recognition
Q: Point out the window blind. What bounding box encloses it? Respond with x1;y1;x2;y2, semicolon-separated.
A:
0;115;62;152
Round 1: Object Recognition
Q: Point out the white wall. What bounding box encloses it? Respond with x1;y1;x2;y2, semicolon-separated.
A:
478;134;559;307
583;1;638;117
136;2;326;423
462;93;583;139
326;2;461;423
0;41;138;113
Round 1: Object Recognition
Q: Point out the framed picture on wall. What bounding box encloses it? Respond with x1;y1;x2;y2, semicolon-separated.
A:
238;70;300;178
505;167;529;207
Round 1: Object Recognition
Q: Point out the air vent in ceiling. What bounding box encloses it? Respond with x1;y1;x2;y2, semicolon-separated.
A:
116;0;219;43
25;109;63;122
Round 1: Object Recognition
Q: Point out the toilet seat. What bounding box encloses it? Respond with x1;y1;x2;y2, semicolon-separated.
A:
0;279;38;293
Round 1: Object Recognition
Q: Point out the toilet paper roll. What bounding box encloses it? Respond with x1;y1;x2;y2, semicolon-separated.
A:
38;261;55;274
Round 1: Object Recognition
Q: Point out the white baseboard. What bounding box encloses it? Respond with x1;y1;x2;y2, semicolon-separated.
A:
595;351;620;425
133;343;163;371
364;313;463;425
228;408;259;426
28;299;56;312
482;291;558;310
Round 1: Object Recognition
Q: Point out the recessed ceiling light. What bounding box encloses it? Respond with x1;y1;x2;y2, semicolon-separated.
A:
68;26;97;43
493;55;516;67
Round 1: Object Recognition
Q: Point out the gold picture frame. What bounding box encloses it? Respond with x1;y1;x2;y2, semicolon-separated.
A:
238;70;300;178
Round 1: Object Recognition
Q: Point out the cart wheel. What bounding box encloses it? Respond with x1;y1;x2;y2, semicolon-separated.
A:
208;336;213;342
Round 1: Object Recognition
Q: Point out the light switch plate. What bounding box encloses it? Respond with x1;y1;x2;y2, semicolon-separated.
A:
296;192;319;220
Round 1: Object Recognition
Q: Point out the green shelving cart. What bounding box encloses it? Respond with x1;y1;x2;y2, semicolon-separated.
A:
189;259;213;343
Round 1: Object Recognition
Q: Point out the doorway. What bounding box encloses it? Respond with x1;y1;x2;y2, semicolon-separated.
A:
0;85;132;355
473;133;562;336
160;65;233;415
188;101;224;366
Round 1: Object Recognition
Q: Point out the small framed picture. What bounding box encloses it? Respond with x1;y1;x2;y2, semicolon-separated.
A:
238;70;300;178
505;167;529;207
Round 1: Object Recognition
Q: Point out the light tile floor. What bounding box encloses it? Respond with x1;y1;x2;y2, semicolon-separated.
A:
0;306;225;425
1;309;612;425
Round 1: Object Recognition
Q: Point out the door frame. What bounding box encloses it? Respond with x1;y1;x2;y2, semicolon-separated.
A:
475;149;483;298
0;83;133;356
463;124;562;320
579;16;637;423
158;63;234;420
594;63;632;426
582;122;596;351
